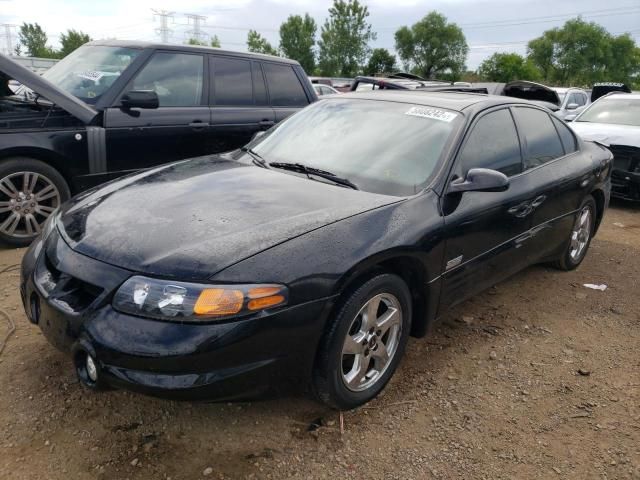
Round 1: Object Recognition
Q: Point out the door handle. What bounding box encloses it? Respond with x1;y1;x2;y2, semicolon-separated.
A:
508;203;532;218
530;195;546;208
189;121;209;130
259;120;275;129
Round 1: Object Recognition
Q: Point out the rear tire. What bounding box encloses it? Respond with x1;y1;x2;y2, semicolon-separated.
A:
0;157;70;248
313;273;412;410
551;196;596;271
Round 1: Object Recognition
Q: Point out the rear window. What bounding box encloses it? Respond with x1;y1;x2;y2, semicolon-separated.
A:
262;63;308;107
552;116;578;154
513;107;564;169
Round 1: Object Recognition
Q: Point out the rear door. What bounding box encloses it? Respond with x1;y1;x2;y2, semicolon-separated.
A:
208;56;275;152
103;51;209;173
511;107;590;260
262;62;312;122
439;107;535;311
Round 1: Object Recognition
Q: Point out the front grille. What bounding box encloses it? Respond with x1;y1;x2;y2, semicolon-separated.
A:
609;145;640;173
35;253;103;314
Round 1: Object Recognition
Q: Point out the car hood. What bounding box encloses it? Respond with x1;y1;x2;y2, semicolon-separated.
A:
57;156;402;281
0;52;98;124
570;122;640;149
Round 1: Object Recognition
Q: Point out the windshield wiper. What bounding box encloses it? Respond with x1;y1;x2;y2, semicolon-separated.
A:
269;162;358;190
241;147;268;168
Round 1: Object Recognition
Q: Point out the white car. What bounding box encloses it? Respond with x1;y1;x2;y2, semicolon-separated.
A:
553;87;589;120
313;84;340;96
570;92;640;201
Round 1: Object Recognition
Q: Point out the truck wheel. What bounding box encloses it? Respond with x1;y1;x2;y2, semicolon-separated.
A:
0;157;70;247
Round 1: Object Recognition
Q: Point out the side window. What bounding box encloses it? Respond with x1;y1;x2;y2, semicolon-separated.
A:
552;116;578;154
513;107;565;169
576;92;587;106
262;63;309;106
131;52;203;107
213;57;252;106
252;62;268;106
457;109;522;177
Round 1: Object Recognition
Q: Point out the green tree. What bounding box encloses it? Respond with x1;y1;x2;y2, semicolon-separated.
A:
527;18;640;86
187;37;207;46
478;52;541;82
279;14;316;73
59;29;91;57
17;22;58;58
365;48;396;75
247;30;279;56
318;0;376;77
394;12;468;80
187;36;221;48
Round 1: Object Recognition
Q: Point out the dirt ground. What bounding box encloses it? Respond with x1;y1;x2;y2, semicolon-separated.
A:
0;202;638;480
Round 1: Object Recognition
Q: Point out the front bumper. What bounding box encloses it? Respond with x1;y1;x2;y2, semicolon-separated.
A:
611;169;640;201
20;230;335;401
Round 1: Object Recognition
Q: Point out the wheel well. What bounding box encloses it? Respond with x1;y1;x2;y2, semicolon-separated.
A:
335;256;430;338
591;189;605;233
0;148;74;192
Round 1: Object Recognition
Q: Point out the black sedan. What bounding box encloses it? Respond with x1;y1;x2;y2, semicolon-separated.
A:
20;91;612;409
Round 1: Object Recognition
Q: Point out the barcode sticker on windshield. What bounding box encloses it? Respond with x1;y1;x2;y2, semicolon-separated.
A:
405;106;457;122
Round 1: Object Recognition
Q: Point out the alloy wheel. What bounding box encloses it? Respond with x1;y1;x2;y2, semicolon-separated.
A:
569;205;592;262
0;171;60;239
340;293;403;392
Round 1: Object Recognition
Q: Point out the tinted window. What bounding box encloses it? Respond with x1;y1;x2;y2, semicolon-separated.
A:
513;107;564;169
213;57;252;106
458;109;522;177
552;117;578;154
131;53;203;107
262;63;308;106
252;63;268;106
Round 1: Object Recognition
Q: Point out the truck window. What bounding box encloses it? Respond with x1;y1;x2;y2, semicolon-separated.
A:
212;57;253;106
131;52;204;107
262;63;308;107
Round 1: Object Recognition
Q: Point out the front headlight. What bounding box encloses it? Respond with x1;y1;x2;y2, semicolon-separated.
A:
112;276;288;322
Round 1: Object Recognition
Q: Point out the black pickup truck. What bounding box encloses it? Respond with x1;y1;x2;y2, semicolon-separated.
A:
0;40;316;246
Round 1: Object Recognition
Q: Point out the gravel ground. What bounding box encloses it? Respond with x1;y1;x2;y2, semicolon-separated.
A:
0;202;638;480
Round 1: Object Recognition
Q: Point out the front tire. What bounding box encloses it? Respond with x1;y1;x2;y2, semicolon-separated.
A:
551;196;596;271
313;273;412;410
0;157;70;247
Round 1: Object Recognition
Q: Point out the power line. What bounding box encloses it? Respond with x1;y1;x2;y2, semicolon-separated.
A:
185;13;207;43
0;24;16;55
152;9;174;43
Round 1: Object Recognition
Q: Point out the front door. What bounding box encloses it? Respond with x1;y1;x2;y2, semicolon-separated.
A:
439;107;534;311
104;51;209;174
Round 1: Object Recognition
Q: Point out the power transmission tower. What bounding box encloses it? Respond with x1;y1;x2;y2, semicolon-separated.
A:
185;13;208;43
0;24;17;55
152;9;174;43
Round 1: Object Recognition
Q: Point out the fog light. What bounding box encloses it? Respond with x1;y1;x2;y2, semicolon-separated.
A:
86;355;98;382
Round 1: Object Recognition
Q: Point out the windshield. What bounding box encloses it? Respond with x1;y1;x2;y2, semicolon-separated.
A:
43;45;140;104
576;96;640;127
250;98;461;196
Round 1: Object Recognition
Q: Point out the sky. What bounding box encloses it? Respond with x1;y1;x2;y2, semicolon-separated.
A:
1;0;639;70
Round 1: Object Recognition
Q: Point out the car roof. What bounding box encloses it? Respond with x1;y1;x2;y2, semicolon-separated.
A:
85;39;299;64
336;90;534;113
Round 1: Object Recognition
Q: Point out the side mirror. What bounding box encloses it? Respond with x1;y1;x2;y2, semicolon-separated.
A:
566;103;579;110
564;114;577;122
449;168;509;194
121;90;159;109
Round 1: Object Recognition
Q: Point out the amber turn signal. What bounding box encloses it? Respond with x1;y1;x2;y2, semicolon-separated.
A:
194;288;244;316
